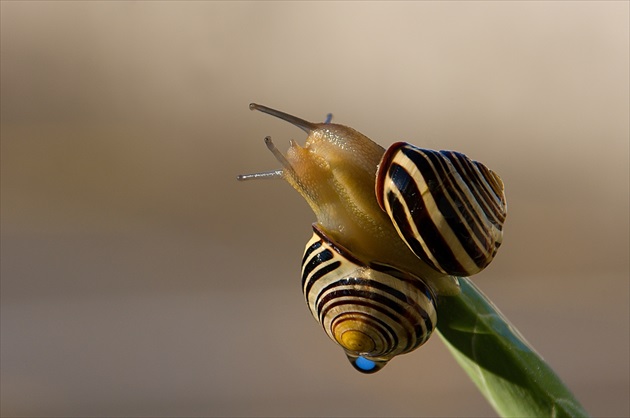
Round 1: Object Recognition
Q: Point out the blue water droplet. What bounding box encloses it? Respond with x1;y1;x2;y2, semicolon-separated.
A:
355;356;376;371
345;353;388;373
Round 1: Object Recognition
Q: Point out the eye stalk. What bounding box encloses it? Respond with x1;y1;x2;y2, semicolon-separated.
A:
248;103;317;133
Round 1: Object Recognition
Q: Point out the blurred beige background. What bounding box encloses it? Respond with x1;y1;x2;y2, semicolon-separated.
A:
1;2;628;417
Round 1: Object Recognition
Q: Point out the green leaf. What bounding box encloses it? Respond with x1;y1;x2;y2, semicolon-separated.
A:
437;277;590;418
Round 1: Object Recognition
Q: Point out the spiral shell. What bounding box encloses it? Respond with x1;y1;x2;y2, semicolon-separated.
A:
376;142;507;277
302;224;438;373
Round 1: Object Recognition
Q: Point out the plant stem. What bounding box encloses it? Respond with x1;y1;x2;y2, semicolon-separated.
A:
437;277;590;417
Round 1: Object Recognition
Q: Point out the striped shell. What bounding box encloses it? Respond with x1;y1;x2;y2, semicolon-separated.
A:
376;142;507;277
302;225;437;373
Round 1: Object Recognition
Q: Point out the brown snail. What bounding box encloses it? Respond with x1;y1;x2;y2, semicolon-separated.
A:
238;104;506;373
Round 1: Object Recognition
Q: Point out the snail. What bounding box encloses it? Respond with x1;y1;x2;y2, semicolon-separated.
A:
238;104;507;373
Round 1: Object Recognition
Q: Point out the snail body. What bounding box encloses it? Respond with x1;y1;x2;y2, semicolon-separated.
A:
239;104;506;372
